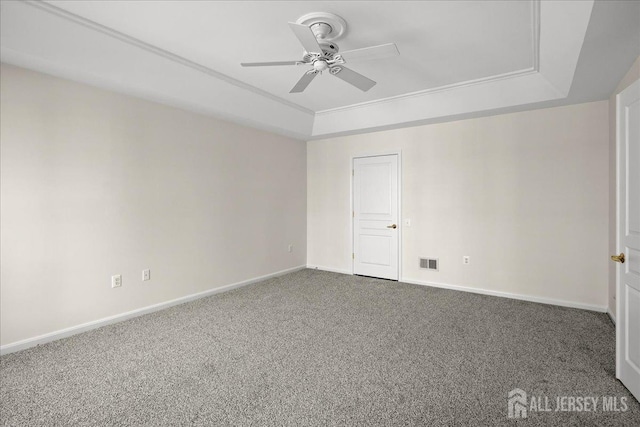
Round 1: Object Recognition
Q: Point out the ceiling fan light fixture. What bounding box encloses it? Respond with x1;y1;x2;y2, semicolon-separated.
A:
313;60;330;72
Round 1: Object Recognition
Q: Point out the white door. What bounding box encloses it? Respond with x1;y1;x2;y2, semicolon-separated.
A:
353;155;399;280
616;79;640;401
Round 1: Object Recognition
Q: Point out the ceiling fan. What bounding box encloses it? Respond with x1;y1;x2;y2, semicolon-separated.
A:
241;12;399;93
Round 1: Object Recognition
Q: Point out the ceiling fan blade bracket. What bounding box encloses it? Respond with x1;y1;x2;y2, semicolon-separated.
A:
327;55;345;66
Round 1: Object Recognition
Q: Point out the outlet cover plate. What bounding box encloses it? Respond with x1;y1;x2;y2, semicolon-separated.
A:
112;274;122;288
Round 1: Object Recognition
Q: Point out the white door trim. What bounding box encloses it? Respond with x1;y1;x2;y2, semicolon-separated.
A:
350;151;402;280
616;83;623;380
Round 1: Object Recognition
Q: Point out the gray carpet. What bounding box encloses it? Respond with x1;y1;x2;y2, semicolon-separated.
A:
1;269;638;426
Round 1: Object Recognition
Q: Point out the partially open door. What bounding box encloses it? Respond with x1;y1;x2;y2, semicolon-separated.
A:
615;79;640;401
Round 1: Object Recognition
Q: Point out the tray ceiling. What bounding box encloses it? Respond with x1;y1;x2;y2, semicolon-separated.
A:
0;1;605;139
43;0;535;113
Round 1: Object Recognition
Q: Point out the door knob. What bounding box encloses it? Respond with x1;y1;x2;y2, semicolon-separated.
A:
387;224;397;229
611;253;625;263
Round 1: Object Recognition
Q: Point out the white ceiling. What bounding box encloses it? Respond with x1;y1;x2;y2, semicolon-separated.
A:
44;0;534;112
1;1;639;140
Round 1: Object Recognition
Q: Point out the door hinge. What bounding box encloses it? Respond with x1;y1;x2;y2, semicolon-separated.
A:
352;169;354;176
352;253;355;259
352;211;354;218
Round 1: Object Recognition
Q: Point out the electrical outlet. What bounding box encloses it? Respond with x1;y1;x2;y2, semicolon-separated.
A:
288;244;293;253
463;256;470;265
142;269;150;281
111;274;122;288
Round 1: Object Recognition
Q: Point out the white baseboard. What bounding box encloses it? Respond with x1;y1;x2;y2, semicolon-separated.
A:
607;308;616;325
401;277;608;313
0;265;306;356
306;267;607;313
306;264;352;275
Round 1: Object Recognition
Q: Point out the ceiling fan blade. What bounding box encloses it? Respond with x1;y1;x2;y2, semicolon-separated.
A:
330;66;376;92
288;22;323;53
339;43;399;63
290;71;318;93
241;61;300;67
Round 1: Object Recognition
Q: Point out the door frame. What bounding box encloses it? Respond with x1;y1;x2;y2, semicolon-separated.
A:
615;84;622;380
350;151;402;280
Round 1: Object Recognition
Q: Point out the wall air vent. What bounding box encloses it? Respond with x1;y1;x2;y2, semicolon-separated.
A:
419;258;439;271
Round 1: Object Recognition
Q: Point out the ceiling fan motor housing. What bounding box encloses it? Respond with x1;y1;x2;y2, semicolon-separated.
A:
319;41;339;55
